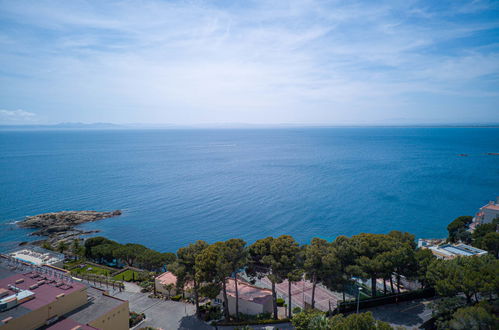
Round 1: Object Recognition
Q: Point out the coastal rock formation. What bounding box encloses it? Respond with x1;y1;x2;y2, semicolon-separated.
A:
19;210;122;230
17;210;121;248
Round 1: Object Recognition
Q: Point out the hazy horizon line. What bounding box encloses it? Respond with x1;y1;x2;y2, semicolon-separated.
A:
1;121;499;130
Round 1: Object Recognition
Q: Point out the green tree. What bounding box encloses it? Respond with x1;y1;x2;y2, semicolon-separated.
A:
414;248;436;288
91;243;118;263
430;297;468;330
286;269;304;317
196;242;232;319
472;218;498;244
304;238;330;310
222;239;248;319
475;232;499;258
447;216;473;243
172;240;208;317
331;236;355;302
72;239;82;260
84;236;117;258
427;256;499;304
163;283;175;299
41;241;52;251
347;234;395;297
247;235;300;320
57;241;68;254
291;309;324;330
383;242;416;293
449;305;499;330
113;243;147;267
137;249;175;271
329;312;392;329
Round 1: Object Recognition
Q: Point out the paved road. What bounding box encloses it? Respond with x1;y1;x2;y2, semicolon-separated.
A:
364;298;435;329
113;290;212;330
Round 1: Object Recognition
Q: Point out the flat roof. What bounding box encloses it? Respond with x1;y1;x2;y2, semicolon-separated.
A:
46;317;98;330
6;247;64;266
65;287;126;325
0;264;86;321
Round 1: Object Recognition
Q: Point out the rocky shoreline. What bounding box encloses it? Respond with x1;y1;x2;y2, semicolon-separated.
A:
18;210;122;246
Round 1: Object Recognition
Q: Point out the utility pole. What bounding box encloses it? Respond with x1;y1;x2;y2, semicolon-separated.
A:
356;287;362;314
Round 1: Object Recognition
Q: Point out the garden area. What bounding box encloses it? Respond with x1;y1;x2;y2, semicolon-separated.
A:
112;269;142;281
64;261;117;277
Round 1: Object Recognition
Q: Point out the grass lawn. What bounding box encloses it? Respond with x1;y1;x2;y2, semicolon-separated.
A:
70;263;114;277
112;269;141;282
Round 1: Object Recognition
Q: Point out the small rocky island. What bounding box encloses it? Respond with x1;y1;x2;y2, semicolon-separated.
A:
18;210;122;246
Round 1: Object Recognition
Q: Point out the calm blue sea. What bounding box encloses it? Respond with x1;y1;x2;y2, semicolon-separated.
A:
1;128;498;252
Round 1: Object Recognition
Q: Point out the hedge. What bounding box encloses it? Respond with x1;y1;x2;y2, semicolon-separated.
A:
337;287;436;313
215;318;291;326
171;294;182;301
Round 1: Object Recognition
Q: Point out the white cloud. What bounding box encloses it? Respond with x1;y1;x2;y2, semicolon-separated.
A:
0;109;37;123
0;0;498;124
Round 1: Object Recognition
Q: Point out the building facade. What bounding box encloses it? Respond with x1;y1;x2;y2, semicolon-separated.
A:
216;278;273;316
473;197;499;225
0;255;129;330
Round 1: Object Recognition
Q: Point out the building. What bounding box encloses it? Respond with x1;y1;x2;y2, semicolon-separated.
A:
155;271;193;297
7;246;65;268
472;197;499;225
419;241;488;260
215;278;273;316
0;255;129;330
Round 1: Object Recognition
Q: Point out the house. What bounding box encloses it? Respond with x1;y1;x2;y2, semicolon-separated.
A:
154;271;193;297
472;197;499;225
215;278;273;316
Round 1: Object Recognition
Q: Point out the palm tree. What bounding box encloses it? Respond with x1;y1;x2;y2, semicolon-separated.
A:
58;241;68;254
72;239;81;260
163;283;175;299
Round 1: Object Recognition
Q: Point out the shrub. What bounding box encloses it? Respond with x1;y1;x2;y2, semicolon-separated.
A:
215;318;291;326
276;297;285;306
129;311;146;327
199;304;222;321
171;294;182;301
293;306;302;314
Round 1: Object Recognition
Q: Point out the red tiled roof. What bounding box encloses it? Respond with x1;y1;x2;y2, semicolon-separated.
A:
483;204;499;211
225;278;272;305
156;271;193;289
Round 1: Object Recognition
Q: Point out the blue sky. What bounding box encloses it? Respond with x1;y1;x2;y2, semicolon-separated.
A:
0;0;498;125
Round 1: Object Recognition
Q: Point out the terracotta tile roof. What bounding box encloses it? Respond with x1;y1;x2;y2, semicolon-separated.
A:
156;271;193;289
225;278;272;305
483;204;499;211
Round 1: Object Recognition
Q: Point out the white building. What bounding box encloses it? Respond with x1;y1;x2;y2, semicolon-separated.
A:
418;240;488;260
6;246;64;268
473;197;499;225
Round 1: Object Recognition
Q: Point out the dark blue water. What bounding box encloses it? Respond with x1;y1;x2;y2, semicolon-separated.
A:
1;128;498;252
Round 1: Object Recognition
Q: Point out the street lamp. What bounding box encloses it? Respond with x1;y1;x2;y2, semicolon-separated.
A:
356;287;362;314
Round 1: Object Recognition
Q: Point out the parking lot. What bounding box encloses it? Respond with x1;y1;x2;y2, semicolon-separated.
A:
365;298;435;329
112;290;212;330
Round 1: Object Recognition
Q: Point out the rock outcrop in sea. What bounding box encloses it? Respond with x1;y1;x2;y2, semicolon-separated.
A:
18;210;122;246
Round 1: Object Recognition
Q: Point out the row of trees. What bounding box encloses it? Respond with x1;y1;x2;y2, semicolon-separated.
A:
83;236;176;272
167;230;437;321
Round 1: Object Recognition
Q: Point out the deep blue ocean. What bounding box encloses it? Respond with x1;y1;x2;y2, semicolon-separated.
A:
1;127;498;253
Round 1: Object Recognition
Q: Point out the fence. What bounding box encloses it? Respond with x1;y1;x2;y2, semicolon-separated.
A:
337;287;436;313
